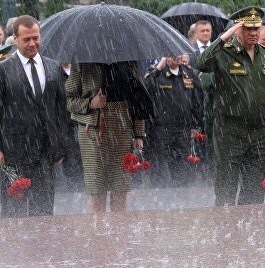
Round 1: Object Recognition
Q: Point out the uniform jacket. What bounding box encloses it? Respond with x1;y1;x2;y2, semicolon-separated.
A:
144;64;204;130
0;53;67;164
196;37;265;126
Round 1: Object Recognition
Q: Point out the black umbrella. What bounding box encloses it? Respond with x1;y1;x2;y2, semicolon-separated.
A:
161;2;230;41
40;3;195;64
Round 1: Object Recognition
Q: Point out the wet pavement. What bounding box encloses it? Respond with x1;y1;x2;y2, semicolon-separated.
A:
2;164;265;267
53;164;215;214
1;204;265;267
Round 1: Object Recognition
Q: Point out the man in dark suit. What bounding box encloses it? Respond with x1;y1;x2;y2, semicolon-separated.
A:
0;15;68;218
190;20;215;169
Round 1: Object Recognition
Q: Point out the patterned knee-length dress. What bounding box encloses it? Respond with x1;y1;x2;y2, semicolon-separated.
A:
65;63;145;195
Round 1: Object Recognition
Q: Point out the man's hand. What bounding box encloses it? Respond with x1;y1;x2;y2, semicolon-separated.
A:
55;158;63;166
190;129;201;139
90;89;107;109
220;22;243;42
0;151;5;164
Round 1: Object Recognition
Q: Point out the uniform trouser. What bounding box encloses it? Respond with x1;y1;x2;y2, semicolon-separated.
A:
213;122;265;206
145;124;201;188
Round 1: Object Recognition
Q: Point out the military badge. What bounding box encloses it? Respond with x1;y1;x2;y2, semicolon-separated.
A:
182;70;194;89
236;46;242;53
233;62;241;67
159;85;172;90
224;42;233;48
183;78;194;89
229;61;247;75
166;71;172;78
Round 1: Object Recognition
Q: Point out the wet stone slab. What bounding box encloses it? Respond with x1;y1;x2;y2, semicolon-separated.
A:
0;204;265;267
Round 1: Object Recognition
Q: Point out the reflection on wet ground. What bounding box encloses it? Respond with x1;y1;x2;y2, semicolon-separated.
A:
54;164;215;215
1;203;265;267
0;163;215;216
2;165;265;267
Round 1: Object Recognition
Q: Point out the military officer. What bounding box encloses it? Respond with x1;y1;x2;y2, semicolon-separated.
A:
144;55;204;188
196;6;265;206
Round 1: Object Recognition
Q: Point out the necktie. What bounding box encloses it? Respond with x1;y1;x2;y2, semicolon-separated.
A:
201;45;208;52
28;58;42;104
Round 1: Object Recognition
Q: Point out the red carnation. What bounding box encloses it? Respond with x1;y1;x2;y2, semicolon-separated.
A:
7;177;31;200
122;150;151;174
122;152;139;169
127;162;142;174
186;155;201;164
195;133;207;141
186;155;194;162
0;164;31;200
192;156;201;164
261;178;265;190
141;160;152;170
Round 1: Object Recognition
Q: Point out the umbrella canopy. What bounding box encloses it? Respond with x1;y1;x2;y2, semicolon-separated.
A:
161;2;230;41
40;3;195;64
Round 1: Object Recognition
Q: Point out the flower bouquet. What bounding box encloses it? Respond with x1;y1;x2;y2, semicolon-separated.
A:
122;149;151;174
261;178;265;190
0;164;31;200
186;132;207;164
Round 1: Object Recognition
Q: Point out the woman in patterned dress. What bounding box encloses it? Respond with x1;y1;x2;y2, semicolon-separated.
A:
65;62;153;212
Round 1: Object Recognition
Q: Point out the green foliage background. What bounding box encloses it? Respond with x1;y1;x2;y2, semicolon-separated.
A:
0;0;264;25
0;0;70;25
131;0;265;17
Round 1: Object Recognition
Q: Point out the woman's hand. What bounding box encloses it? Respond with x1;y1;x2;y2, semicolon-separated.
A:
133;138;143;150
90;88;107;109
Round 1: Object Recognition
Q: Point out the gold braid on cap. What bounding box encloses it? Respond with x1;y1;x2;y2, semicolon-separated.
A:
235;8;262;27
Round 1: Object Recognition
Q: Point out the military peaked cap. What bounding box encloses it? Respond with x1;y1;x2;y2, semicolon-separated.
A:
229;6;264;27
0;44;13;55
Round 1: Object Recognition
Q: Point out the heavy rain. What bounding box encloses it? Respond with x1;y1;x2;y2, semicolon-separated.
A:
0;0;265;267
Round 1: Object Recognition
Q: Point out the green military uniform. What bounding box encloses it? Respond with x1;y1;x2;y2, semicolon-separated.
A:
196;7;265;206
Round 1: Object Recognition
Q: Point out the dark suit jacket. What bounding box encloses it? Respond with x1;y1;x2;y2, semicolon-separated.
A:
190;43;200;68
0;53;67;164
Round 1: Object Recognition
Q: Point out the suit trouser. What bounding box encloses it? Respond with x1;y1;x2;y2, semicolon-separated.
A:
1;134;56;218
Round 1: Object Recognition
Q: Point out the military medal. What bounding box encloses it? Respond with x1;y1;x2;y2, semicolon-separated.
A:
182;70;194;89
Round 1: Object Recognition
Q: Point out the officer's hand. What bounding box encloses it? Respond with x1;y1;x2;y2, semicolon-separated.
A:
156;57;167;71
190;129;201;139
90;89;107;109
220;22;243;42
0;151;5;164
55;158;64;166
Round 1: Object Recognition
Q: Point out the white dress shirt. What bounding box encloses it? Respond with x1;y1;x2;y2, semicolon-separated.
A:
17;50;46;95
169;67;179;76
197;40;211;54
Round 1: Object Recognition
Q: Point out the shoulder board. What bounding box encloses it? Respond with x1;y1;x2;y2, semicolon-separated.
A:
224;42;233;48
144;71;151;79
259;44;265;49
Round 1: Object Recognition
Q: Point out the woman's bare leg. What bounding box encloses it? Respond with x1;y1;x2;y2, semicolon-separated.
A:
110;191;127;212
88;192;107;213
